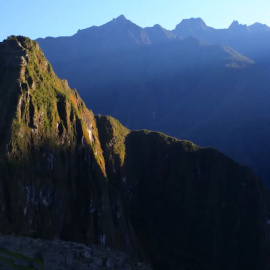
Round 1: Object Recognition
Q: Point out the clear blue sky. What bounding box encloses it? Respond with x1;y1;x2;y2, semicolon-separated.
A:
1;0;270;41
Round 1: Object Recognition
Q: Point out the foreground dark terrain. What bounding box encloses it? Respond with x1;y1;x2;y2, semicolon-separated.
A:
0;234;151;270
0;36;270;270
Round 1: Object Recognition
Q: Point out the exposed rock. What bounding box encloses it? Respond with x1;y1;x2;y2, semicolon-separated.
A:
0;36;137;256
0;234;151;270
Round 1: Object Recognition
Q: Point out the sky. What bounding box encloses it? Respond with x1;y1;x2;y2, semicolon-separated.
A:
1;0;270;41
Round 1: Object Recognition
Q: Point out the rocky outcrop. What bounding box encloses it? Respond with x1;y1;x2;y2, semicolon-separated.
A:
0;36;138;254
0;234;151;270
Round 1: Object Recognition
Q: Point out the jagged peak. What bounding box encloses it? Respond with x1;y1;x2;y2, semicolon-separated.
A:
7;35;30;44
4;35;39;51
153;24;162;28
144;24;167;32
104;14;141;30
110;14;133;26
114;14;127;22
0;36;106;173
248;22;270;32
229;20;248;31
229;20;240;28
75;15;137;37
176;17;208;30
3;35;57;80
144;24;166;32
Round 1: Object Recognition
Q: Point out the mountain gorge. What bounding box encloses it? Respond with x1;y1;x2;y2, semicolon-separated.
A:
36;15;270;187
1;36;270;269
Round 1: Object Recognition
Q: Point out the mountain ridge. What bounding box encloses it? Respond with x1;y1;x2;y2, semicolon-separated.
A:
35;15;270;187
1;36;270;269
173;17;270;71
35;15;270;40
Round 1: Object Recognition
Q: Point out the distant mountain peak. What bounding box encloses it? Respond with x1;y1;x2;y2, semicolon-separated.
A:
153;24;162;28
177;17;208;30
113;14;128;23
229;20;249;31
249;22;270;32
106;14;141;30
173;18;209;37
229;20;240;28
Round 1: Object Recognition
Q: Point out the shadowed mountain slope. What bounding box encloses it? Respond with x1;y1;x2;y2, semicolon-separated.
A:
0;36;141;254
173;18;270;73
96;115;270;270
36;17;270;187
1;36;270;270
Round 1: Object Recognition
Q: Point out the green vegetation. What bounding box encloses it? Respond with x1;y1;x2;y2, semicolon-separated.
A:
0;248;43;270
0;36;109;243
96;115;130;167
0;36;105;173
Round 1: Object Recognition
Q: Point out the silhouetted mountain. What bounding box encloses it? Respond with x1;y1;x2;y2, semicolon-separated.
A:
174;17;213;36
36;15;178;63
144;24;179;43
36;16;270;187
173;18;270;73
249;22;270;33
1;35;270;270
97;115;270;270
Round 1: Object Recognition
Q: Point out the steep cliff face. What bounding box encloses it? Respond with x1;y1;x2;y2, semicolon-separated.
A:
96;115;270;270
0;36;138;253
1;36;270;270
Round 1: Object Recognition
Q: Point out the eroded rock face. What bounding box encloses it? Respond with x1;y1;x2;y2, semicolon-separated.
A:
0;36;270;270
0;36;137;254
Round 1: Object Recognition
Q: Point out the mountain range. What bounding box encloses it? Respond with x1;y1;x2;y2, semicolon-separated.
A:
173;18;270;72
1;35;270;270
36;15;270;187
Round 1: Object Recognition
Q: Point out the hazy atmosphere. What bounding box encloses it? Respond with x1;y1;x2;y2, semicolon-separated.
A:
1;0;270;40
